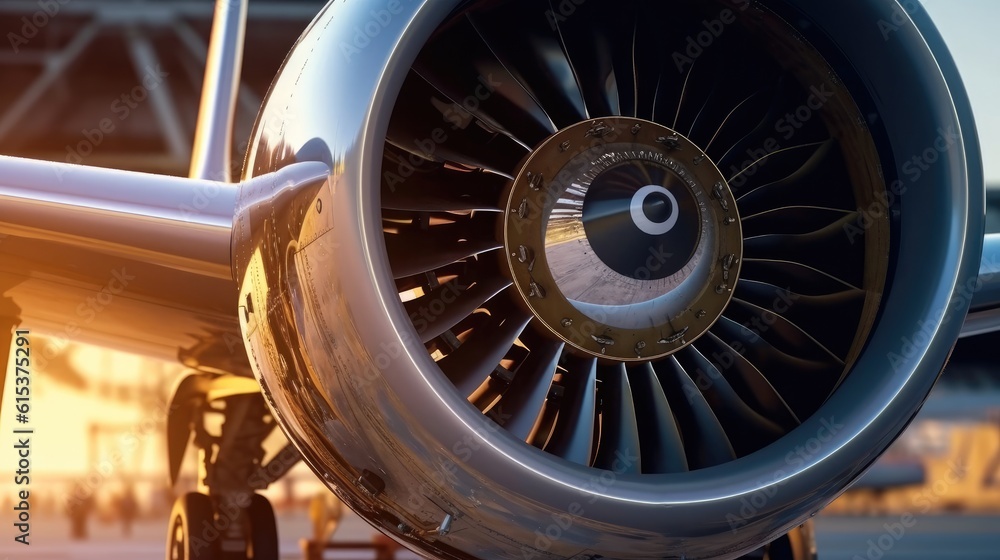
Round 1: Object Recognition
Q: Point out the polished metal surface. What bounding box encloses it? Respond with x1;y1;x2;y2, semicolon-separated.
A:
188;0;249;182
970;232;1000;310
0;155;235;278
961;233;1000;337
234;1;983;559
0;155;322;373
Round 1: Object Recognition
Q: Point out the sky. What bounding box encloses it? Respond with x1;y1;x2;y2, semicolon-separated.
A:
922;0;1000;184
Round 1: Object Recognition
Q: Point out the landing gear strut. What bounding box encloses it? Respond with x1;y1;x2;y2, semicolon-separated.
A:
165;372;298;560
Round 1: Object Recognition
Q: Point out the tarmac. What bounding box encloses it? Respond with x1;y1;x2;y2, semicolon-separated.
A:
0;511;996;559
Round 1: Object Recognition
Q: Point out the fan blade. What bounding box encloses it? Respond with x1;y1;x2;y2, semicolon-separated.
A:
687;54;777;149
548;0;637;117
403;276;512;343
412;16;555;146
439;302;533;397
743;212;864;287
656;357;735;469
713;75;805;169
499;338;564;441
467;2;588;128
388;71;530;174
546;356;598;466
741;206;853;238
593;364;641;473
696;332;801;430
735;280;866;360
629;363;688;473
395;261;470;293
676;346;785;456
735;140;856;215
384;217;501;278
726;298;846;364
382;149;505;212
740;258;861;293
711;317;841;420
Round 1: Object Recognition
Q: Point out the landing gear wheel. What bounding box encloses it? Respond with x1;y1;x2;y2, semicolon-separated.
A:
245;494;279;560
167;493;217;560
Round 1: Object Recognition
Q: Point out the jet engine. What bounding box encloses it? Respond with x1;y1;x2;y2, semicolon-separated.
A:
232;0;984;558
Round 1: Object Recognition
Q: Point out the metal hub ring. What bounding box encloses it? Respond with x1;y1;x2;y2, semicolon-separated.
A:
503;117;742;361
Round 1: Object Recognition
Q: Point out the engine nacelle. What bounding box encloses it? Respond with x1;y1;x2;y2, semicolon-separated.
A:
233;1;983;558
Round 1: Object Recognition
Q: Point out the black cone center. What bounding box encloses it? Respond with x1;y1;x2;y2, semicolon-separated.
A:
581;160;701;280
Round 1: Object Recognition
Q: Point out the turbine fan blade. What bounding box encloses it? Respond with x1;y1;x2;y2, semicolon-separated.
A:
381;149;505;212
403;276;512;344
388;71;530;174
439;301;532;397
593;364;641;473
546;356;598;466
384;217;501;278
466;1;588;128
712;317;841;420
743;213;865;287
630;363;688;473
656;357;735;469
412;16;555;146
697;332;801;430
499;338;565;441
677;346;786;456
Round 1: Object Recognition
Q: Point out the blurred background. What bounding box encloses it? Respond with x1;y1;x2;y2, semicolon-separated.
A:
0;0;997;558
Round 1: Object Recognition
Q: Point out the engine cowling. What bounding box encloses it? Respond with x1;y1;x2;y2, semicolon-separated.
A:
233;1;983;558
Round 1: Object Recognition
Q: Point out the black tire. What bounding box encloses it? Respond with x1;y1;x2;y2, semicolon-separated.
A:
245;494;279;560
166;493;217;560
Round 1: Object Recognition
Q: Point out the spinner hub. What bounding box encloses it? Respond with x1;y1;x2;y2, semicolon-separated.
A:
503;118;742;361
